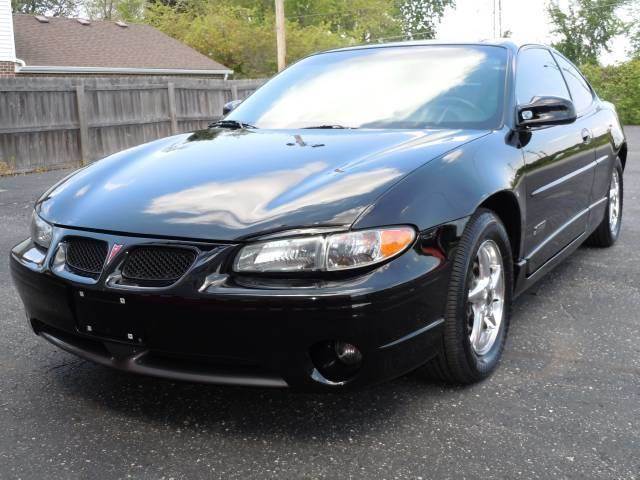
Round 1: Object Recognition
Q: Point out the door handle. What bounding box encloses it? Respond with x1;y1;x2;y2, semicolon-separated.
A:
581;129;592;144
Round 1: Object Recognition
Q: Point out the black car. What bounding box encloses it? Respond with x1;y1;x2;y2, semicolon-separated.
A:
11;41;626;390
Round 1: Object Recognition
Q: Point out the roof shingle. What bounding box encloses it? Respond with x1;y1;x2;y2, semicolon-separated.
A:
13;14;231;73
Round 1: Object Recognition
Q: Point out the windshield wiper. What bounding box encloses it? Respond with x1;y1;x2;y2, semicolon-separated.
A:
302;124;356;129
209;119;257;130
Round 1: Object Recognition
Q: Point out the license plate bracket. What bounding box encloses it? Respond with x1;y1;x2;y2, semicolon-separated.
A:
74;290;145;345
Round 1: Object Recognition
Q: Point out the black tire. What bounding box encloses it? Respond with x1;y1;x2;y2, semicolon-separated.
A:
421;209;513;384
585;158;623;248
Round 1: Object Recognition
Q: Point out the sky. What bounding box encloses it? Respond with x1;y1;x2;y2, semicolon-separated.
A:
436;0;632;64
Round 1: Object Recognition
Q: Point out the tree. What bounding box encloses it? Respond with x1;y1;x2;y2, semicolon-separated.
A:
398;0;454;40
627;1;640;58
115;0;145;21
85;0;145;20
230;0;402;43
85;0;117;19
547;0;627;65
633;29;640;59
581;60;640;124
285;0;401;42
143;0;460;76
12;0;79;16
144;0;397;77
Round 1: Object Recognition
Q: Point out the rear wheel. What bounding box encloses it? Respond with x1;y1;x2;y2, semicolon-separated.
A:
585;158;623;248
421;209;513;384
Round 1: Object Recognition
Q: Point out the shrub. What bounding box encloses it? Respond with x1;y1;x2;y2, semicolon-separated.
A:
581;60;640;125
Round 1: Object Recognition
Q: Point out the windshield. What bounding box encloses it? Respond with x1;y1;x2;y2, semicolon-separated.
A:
228;45;508;130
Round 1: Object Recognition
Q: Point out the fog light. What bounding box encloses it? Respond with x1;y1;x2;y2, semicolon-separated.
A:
52;243;67;270
335;341;362;365
310;339;363;384
54;243;66;263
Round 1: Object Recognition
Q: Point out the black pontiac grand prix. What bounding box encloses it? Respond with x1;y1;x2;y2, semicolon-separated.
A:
11;41;626;390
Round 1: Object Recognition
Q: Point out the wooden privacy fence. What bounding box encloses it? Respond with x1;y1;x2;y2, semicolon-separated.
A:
0;76;266;174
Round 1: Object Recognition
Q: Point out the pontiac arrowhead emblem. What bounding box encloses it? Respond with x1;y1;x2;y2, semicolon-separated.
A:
106;243;124;266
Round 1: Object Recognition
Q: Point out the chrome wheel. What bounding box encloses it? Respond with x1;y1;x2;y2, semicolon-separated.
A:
609;169;621;234
467;240;505;356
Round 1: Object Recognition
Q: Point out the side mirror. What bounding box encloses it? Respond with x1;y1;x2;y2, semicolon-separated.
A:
223;99;243;116
517;96;576;128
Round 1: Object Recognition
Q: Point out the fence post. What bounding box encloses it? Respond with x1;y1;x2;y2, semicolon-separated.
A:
167;82;178;134
75;81;90;165
231;83;239;101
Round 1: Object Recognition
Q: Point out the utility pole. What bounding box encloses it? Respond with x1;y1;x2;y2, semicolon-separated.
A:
492;0;496;38
275;0;286;72
498;0;502;37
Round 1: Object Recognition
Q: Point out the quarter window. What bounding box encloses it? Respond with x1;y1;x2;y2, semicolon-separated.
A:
553;54;594;114
516;48;569;104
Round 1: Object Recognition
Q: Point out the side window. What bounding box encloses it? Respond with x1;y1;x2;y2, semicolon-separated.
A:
516;48;570;104
553;54;594;114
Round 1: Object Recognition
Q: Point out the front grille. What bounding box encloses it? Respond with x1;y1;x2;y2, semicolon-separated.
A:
122;246;196;283
66;237;108;277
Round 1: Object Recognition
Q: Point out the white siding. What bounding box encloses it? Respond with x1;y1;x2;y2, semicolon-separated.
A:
0;0;16;62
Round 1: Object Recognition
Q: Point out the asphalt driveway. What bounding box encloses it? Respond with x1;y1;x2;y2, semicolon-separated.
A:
1;128;638;479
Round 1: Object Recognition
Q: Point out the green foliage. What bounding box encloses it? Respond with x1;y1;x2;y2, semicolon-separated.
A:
233;0;400;40
84;0;145;20
398;0;454;40
85;0;117;19
147;2;351;77
12;0;142;18
582;60;640;125
627;1;640;58
144;0;455;77
116;0;145;21
11;0;78;16
547;0;627;65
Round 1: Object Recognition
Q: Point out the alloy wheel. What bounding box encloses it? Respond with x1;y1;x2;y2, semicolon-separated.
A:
467;240;505;356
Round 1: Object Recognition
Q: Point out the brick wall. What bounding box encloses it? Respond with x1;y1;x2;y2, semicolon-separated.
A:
0;61;16;77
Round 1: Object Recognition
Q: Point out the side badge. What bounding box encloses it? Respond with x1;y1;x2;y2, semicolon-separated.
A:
106;243;124;266
533;220;547;237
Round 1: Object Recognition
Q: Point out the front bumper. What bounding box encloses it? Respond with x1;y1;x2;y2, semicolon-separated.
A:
10;227;453;391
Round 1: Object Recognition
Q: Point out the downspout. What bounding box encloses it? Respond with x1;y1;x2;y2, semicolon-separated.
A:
14;58;26;72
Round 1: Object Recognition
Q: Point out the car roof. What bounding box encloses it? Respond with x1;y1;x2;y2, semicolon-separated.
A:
321;39;547;56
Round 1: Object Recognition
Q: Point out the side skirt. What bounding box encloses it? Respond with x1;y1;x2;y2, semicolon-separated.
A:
513;231;586;298
513;196;608;298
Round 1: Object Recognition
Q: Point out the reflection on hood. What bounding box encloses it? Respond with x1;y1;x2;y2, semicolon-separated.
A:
144;161;402;228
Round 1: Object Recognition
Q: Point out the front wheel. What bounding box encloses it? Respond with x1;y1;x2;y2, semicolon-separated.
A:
421;209;513;384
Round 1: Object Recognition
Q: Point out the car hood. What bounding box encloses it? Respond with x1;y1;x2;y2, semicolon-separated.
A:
37;128;488;241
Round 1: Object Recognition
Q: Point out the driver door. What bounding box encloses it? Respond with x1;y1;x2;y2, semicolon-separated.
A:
516;47;596;274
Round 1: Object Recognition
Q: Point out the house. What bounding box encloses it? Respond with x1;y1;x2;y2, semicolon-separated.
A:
0;5;232;78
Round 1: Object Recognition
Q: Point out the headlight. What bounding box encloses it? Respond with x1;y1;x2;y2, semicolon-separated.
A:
30;211;53;249
233;227;416;273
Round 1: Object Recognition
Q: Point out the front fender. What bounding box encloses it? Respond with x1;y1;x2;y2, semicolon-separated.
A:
353;129;527;233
